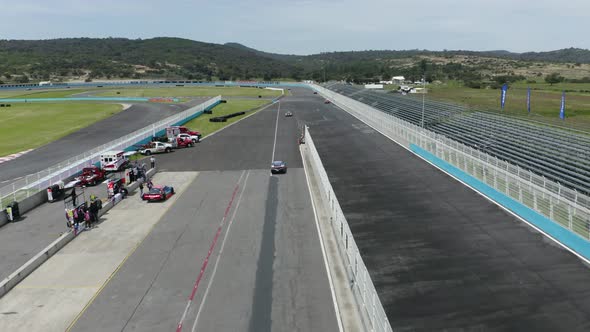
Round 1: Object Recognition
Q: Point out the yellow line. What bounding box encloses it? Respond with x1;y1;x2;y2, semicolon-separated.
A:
65;172;198;332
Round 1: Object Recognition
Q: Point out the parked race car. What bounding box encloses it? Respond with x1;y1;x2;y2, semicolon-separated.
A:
74;166;106;186
142;185;175;202
271;161;287;174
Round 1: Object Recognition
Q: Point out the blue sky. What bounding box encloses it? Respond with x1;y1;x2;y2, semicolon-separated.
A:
1;0;589;55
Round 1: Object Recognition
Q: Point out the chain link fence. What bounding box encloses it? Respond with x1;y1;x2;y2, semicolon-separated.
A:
303;125;392;332
313;84;590;242
0;97;220;210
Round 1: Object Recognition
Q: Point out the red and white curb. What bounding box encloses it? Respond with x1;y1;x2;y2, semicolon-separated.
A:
0;149;33;165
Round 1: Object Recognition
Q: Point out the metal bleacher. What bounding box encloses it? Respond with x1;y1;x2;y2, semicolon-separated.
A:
326;84;590;195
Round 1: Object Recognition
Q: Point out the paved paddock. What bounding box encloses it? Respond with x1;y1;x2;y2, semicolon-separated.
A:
0;172;197;332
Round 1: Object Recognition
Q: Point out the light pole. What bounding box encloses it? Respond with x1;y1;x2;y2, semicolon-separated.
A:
421;77;426;128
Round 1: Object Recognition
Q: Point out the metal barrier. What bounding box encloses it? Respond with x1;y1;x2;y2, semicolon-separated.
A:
312;84;590;243
303;126;392;332
0;96;220;210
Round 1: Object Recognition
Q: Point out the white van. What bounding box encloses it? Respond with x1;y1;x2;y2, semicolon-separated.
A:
100;150;128;172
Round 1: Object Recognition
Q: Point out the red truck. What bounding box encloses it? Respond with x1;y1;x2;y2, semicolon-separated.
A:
167;126;202;141
75;166;107;186
174;136;194;149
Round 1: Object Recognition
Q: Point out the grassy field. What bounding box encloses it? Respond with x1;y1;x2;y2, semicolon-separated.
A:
425;82;590;130
0;103;122;156
94;86;283;98
182;99;270;137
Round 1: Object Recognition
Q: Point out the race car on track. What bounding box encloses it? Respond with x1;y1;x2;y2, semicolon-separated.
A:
285;111;293;117
271;161;287;174
324;99;331;104
142;185;175;202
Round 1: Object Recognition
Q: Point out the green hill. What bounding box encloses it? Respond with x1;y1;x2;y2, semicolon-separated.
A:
1;37;590;84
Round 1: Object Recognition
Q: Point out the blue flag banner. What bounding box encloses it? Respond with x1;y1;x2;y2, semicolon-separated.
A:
500;83;508;110
527;87;531;113
560;90;566;120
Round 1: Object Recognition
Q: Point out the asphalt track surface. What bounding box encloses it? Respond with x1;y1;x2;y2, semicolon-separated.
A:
69;100;338;331
280;87;590;331
0;99;208;185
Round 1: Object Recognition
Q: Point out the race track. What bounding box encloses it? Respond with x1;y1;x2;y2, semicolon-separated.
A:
288;87;590;331
68;100;339;332
0;100;208;185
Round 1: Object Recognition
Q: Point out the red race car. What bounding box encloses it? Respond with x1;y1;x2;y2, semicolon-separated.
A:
75;166;106;186
142;185;175;202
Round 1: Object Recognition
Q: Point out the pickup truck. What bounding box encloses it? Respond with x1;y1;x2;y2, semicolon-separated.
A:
139;141;173;155
178;126;202;139
177;133;200;143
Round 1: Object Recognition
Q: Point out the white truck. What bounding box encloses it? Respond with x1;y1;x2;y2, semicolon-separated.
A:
139;141;173;155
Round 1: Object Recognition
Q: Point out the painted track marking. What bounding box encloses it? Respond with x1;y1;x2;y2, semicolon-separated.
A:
190;170;251;331
271;101;281;163
175;171;246;332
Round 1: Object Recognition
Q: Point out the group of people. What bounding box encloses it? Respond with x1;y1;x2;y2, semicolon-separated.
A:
65;194;102;232
128;162;147;183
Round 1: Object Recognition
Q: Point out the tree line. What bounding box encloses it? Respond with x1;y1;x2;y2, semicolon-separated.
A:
1;38;589;86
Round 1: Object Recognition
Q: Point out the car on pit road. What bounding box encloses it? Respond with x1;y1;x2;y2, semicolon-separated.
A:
74;166;106;186
271;161;287;174
142;185;175;202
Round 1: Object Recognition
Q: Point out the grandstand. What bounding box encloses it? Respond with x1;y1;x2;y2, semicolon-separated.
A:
324;83;590;196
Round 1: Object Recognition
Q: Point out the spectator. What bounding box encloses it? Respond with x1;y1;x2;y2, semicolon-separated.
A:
89;199;99;226
71;187;77;206
84;208;91;229
129;167;135;183
150;156;156;169
133;167;139;182
139;181;144;197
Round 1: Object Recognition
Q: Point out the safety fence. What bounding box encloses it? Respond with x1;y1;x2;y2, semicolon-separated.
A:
303;126;392;332
0;96;220;210
312;84;590;245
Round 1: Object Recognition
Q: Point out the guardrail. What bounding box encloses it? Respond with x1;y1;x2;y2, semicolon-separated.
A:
303;126;392;332
312;84;590;248
0;96;220;210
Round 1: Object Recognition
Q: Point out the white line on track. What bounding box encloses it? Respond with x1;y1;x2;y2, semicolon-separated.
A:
271;101;281;164
176;171;246;332
300;146;344;332
190;170;251;332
